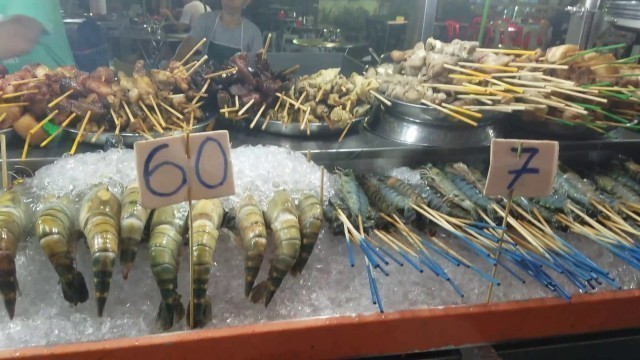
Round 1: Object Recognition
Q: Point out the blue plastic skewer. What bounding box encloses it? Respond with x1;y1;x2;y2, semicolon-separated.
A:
447;279;465;298
362;239;390;266
365;261;377;305
468;222;508;231
346;234;355;267
496;258;526;284
369;263;384;313
379;247;404;267
399;251;424;273
359;241;380;269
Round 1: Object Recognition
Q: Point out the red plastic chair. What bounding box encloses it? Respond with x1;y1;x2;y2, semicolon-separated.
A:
445;20;461;41
467;16;483;41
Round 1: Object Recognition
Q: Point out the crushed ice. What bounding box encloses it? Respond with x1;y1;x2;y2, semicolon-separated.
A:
0;147;636;350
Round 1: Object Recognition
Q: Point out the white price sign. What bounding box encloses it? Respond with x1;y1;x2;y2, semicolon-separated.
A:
484;139;559;198
134;131;236;209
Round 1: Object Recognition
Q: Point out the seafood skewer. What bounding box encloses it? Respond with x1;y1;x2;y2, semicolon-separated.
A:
189;199;224;328
420;164;477;215
357;174;416;221
324;196;351;234
336;169;376;232
0;189;25;319
149;204;187;330
35;195;88;305
251;190;301;307
292;194;323;276
119;184;150;279
234;195;267;297
78;184;121;317
595;175;640;206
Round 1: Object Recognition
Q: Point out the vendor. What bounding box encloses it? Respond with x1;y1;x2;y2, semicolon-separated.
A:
0;0;75;73
160;0;211;33
174;0;263;66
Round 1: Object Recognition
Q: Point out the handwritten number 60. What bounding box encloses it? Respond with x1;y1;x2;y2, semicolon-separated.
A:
195;137;228;189
143;144;188;197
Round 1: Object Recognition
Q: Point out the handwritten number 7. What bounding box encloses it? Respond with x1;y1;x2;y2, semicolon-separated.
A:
143;144;187;197
507;147;540;190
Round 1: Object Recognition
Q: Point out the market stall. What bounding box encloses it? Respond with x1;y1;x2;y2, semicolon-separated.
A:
0;1;639;359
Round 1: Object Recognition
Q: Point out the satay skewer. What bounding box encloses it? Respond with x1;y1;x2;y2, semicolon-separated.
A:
90;126;106;143
250;104;267;129
457;62;518;72
262;33;272;60
476;48;537;55
186;55;209;77
508;63;569;70
369;90;392;106
9;78;43;86
158;100;185;119
203;67;238;79
260;114;272;130
422;99;478;127
0;102;31;108
139;101;164;133
192;79;211;105
149;96;166;127
29;110;59;135
237;99;255;117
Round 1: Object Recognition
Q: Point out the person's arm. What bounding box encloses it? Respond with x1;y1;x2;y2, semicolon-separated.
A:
0;15;45;60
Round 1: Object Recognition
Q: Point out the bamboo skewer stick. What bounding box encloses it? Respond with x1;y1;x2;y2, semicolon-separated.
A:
47;89;73;108
203;67;238;79
300;107;311;131
139;101;164;133
0;135;6;190
186;55;209;77
491;71;544;78
458;62;519;72
0;102;28;108
158;100;184;119
9;78;43;86
250;104;267;129
29;110;59;135
2;89;39;99
443;64;490;78
21;133;31;161
237;99;255;117
192;79;211;105
41;113;76;147
178;37;207;66
477;48;538;55
422;99;478;126
260;114;272;130
338;119;354;143
441;103;483;118
262;33;272;60
149;96;166;127
509;62;569;70
71;111;91;155
487;78;524;93
90;126;106;143
547;86;608;103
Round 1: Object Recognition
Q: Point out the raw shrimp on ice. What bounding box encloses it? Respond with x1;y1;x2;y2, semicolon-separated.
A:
234;195;267;297
0;189;25;319
291;194;323;276
35;195;88;306
119;184;150;279
78;184;121;317
149;204;187;330
250;190;301;307
188;199;224;328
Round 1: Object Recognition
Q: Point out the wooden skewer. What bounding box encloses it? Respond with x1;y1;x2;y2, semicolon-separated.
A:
547;86;607;103
0;113;6;126
449;74;484;82
139;101;164;133
137;130;154;141
491;71;543;78
29;110;59;135
159;100;184;119
262;33;272;60
250;104;267;129
261;114;272;130
0;102;28;108
90;126;106;143
41;113;76;147
237;99;255;117
0;134;6;190
276;93;309;111
462;82;512;98
47;89;73;108
535;74;576;86
443;64;490;78
338;119;354;143
477;48;537;55
456;94;502;100
192;79;211;105
315;88;324;102
178;37;207;66
219;106;239;113
9;77;43;86
487;78;524;93
369;90;392;106
203;67;237;79
2;89;39;99
458;62;518;72
422;99;478;126
137;117;152;136
509;62;569;70
300;107;311;130
517;94;566;109
295;91;307;109
189;112;195;130
186;55;209;77
21;133;31;161
71;111;91;155
441;103;482;118
122;102;136;126
502;78;548;88
182;60;199;71
149;96;166;127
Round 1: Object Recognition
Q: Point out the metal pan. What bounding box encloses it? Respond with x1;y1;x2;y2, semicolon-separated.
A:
254;116;366;137
63;119;213;147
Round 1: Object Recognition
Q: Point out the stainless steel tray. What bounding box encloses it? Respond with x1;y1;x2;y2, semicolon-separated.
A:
63;119;213;147
253;116;367;137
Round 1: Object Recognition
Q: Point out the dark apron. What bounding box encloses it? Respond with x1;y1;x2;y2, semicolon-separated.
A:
208;41;241;66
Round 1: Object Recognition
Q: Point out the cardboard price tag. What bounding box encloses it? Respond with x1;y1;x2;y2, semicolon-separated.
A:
134;130;236;209
484;139;559;198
